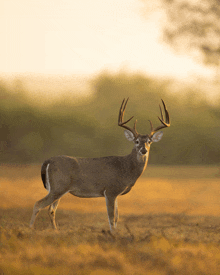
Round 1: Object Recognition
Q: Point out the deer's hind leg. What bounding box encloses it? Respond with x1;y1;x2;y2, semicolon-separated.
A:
30;193;62;229
48;199;60;230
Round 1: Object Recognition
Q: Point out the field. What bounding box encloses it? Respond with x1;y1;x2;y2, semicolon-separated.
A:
0;165;220;274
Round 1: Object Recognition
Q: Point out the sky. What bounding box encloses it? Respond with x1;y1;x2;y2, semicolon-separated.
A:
0;0;216;81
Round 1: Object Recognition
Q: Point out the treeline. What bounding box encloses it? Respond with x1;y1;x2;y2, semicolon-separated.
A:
0;72;220;165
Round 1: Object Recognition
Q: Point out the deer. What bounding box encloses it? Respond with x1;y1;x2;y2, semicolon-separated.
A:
30;98;170;232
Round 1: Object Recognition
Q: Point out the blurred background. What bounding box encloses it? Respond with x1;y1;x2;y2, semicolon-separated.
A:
0;0;220;165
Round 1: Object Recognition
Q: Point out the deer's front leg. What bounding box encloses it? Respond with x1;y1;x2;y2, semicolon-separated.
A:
104;191;117;232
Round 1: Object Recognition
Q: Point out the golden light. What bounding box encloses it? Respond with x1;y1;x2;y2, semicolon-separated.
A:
0;0;215;79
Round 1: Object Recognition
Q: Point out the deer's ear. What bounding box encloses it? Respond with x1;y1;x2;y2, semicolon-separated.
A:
124;130;135;141
151;131;163;142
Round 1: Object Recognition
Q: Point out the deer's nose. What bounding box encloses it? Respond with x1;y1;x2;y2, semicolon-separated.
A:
140;148;147;155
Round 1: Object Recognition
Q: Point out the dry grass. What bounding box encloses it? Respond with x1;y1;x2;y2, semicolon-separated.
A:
0;165;220;274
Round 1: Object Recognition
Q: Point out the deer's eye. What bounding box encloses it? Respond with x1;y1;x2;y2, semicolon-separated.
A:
135;140;139;145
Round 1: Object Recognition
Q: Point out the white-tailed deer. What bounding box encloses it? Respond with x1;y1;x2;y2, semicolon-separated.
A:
30;98;170;231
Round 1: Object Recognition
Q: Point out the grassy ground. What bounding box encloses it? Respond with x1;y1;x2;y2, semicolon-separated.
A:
0;165;220;274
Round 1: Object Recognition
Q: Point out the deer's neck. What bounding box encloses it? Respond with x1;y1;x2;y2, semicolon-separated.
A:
126;147;149;178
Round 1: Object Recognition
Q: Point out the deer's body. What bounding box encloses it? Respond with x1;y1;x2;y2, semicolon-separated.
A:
30;98;170;231
42;148;148;198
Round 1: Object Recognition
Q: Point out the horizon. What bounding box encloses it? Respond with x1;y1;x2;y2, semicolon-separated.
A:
0;71;219;106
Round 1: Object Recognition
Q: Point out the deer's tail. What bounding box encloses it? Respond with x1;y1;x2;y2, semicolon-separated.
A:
41;159;51;191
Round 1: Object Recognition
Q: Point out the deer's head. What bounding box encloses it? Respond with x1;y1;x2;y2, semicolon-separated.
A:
118;98;170;156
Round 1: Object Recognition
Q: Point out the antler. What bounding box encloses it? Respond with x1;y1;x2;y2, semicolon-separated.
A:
149;99;170;137
118;98;139;138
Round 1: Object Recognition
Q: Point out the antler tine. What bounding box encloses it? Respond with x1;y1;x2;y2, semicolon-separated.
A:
118;98;134;125
118;98;138;138
118;98;125;125
159;104;164;122
148;119;154;133
161;99;170;124
149;99;170;137
120;97;127;122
